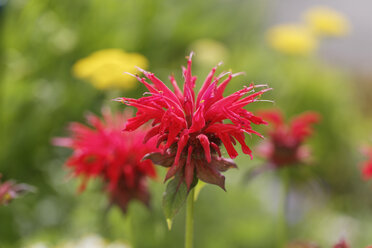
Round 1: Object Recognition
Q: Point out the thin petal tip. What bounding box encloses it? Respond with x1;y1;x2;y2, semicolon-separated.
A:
112;97;124;102
186;51;194;61
135;66;148;74
232;72;246;77
123;72;136;77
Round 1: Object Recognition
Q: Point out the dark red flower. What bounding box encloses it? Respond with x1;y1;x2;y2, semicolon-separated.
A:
360;146;372;179
115;53;270;190
257;109;320;168
0;174;34;205
53;109;157;213
333;239;350;248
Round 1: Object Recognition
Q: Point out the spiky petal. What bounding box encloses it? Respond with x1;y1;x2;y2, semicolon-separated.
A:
117;53;269;190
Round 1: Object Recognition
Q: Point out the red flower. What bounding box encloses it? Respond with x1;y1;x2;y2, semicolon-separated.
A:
0;174;34;205
333;239;350;248
115;53;270;190
360;146;372;179
257;109;320;168
53;109;157;213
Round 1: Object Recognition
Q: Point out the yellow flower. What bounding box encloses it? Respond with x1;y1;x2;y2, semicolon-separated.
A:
304;6;350;37
189;39;228;67
267;24;317;55
73;49;148;90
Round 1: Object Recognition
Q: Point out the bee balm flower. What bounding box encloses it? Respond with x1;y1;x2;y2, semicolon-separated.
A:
0;174;34;205
116;53;270;190
360;146;372;179
333;239;350;248
53;109;157;213
257;109;320;168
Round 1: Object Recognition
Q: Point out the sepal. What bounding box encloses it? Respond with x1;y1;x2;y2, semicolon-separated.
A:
143;152;174;167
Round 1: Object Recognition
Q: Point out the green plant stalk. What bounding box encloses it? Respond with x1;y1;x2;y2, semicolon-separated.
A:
278;169;290;248
0;6;6;154
185;188;195;248
125;210;134;247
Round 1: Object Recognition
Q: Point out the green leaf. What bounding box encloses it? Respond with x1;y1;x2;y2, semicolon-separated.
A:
162;175;188;229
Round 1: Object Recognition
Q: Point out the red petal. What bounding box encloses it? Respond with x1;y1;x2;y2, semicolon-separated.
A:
232;132;252;158
185;146;195;190
174;133;189;165
211;142;221;157
257;109;284;128
189;104;205;133
219;133;238;159
215;74;232;99
197;134;211;163
290;112;321;141
197;67;216;106
169;74;183;100
143;125;161;143
139;68;182;107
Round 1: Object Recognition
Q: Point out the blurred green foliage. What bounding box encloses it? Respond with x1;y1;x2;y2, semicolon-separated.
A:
1;0;372;247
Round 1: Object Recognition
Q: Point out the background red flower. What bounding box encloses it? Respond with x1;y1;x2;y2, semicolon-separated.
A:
257;109;320;168
0;174;34;205
360;146;372;179
53;109;157;213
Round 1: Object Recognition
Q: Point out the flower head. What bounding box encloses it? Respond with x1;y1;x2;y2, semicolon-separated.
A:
304;6;350;37
267;24;318;56
0;174;34;205
333;239;350;248
73;49;148;90
257;109;320;168
53;109;157;213
116;53;270;190
360;146;372;180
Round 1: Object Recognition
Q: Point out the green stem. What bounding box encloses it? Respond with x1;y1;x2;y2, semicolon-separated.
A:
0;6;6;157
185;188;195;248
125;211;134;247
278;169;290;248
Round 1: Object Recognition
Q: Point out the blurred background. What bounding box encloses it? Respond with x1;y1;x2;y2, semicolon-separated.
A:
1;0;372;247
